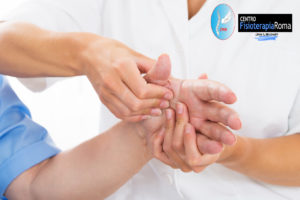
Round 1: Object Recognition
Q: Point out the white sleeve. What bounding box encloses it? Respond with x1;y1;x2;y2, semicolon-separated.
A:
1;0;103;91
286;86;300;135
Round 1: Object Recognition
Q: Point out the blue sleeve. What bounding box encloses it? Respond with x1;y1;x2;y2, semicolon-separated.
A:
0;76;61;199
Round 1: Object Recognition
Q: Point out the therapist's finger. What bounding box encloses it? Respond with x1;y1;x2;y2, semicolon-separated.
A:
101;88;158;121
202;101;242;130
101;91;145;122
192;79;237;104
193;120;236;146
172;102;189;156
105;79;170;117
118;59;173;100
163;109;192;172
100;89;131;118
133;52;156;73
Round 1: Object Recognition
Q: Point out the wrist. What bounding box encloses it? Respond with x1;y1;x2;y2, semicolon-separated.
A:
51;32;91;76
65;32;111;76
217;136;251;166
122;121;153;160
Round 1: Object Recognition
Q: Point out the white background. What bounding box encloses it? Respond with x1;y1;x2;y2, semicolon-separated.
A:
0;0;101;150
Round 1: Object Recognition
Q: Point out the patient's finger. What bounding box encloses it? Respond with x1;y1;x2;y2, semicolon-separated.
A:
192;79;237;104
202;101;242;130
192;120;236;145
196;134;223;155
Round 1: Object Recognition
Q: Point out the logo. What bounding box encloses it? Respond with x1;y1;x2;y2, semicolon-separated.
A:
238;14;292;41
211;4;235;40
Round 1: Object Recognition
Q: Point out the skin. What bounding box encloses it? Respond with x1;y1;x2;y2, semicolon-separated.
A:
143;54;241;172
5;102;208;200
0;21;241;150
0;0;299;192
0;22;173;122
149;55;300;186
187;0;207;19
218;134;300;186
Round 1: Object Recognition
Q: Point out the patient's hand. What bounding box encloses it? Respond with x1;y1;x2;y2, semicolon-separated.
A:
139;103;222;172
145;54;241;154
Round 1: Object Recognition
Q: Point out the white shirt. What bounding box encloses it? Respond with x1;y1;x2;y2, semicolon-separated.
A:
3;0;300;199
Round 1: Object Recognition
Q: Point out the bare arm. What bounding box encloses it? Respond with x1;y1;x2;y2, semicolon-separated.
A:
218;134;300;186
0;21;82;77
0;21;172;121
5;122;151;200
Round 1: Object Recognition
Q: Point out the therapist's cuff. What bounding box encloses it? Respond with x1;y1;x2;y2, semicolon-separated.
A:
0;139;60;198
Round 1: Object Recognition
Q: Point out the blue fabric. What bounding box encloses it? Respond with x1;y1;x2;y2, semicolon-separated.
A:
0;76;60;199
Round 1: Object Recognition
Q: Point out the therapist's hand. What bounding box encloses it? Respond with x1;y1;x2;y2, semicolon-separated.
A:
145;54;241;152
77;34;173;122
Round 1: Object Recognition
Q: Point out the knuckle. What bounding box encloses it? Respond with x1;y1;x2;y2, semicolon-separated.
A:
102;76;118;91
101;76;111;88
115;59;131;70
176;118;186;126
194;118;206;128
136;88;147;99
130;101;142;112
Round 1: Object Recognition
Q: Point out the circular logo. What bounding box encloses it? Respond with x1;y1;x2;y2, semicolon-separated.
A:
211;4;235;40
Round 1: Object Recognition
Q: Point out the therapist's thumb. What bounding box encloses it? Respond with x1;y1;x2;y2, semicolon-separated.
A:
134;52;156;73
144;54;171;86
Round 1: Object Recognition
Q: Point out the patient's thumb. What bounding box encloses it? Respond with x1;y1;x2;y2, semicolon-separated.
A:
144;54;171;86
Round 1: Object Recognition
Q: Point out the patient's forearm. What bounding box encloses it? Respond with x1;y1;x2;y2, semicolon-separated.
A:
5;122;151;200
218;134;300;186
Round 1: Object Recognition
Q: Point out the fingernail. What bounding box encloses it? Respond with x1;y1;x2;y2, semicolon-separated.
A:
141;115;151;120
160;100;169;108
166;109;173;120
164;92;173;100
151;108;162;116
176;103;183;114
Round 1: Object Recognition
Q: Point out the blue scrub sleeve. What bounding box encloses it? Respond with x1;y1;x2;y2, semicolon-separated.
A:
0;76;61;199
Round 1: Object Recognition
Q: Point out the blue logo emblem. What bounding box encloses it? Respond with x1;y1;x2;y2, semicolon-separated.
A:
211;4;235;40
